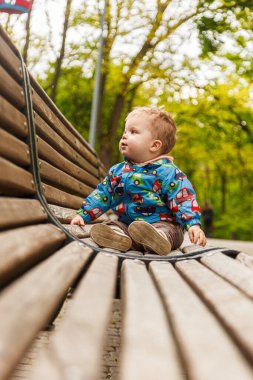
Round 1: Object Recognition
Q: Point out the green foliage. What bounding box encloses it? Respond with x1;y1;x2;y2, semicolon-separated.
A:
4;0;252;241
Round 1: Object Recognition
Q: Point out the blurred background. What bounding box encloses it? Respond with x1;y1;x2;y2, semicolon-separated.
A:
1;0;252;241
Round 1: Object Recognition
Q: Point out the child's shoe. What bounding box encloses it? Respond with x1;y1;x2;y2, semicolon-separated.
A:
128;221;172;256
90;223;132;252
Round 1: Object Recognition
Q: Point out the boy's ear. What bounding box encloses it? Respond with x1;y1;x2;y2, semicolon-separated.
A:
150;140;162;152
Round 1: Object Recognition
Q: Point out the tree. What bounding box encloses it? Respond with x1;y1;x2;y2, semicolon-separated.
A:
75;0;253;167
49;0;73;102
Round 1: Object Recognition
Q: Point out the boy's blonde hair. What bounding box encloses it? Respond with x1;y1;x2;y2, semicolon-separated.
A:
126;107;176;153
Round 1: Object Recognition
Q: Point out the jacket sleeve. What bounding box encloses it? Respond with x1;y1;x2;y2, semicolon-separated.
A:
77;172;113;223
163;168;202;230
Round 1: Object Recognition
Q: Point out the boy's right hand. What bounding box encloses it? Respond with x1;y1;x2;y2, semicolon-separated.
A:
70;215;86;227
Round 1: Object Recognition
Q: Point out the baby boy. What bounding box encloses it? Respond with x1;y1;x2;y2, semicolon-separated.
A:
71;107;206;255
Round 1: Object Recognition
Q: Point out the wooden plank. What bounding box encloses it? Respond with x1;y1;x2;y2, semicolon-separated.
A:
43;183;83;209
176;259;253;362
0;224;65;287
32;90;98;169
120;259;183;380
0;241;92;380
236;252;253;270
182;244;214;253
201;252;253;298
37;137;99;188
30;73;96;157
0;198;47;230
150;261;253;380
29;253;118;380
0;32;22;80
0;128;30;166
35;112;98;174
0;65;25;109
144;249;182;258
61;224;89;238
40;159;93;197
0;157;35;195
0;96;27;137
48;204;109;224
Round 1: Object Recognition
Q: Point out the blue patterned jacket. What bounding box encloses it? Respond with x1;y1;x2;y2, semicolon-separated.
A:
77;156;201;230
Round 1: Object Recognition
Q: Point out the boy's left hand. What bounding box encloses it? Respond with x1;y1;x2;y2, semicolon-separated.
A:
188;225;206;246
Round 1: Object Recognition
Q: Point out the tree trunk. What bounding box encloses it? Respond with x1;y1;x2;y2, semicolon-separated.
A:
50;0;72;102
23;4;33;64
221;171;226;213
99;93;124;168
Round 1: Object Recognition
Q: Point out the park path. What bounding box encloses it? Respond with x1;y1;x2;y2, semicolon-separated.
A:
207;238;253;255
181;233;253;255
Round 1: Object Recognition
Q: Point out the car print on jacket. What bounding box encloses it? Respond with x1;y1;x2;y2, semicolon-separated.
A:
77;157;201;229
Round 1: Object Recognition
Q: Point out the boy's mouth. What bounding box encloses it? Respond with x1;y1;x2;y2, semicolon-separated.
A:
121;142;127;148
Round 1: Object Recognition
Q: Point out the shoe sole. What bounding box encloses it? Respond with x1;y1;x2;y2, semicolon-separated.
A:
128;221;171;256
90;224;132;252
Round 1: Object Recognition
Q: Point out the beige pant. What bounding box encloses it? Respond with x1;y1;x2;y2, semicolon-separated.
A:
106;220;184;251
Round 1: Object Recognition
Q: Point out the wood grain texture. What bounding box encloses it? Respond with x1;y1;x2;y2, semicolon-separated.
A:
0;157;35;195
0;198;47;230
32;90;98;169
42;183;83;209
35;112;98;175
48;204;109;224
176;259;253;363
37;137;99;188
62;224;89;238
30;72;96;157
236;252;253;270
0;128;30;166
120;259;183;380
0;96;27;137
0;241;92;380
201;252;253;298
0;224;65;286
29;253;118;380
0;33;22;80
150;261;253;380
0;65;25;109
40;159;93;197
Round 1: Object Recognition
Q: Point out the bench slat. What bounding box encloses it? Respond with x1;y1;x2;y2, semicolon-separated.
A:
32;90;98;169
40;159;92;197
48;204;109;224
43;183;83;209
236;252;253;270
38;137;99;188
0;157;35;195
0;33;22;81
0;223;65;287
0;241;92;380
0;198;47;230
201;252;253;298
120;259;183;380
150;261;253;380
35;112;98;173
176;260;253;363
29;253;118;380
0;65;25;109
0;96;27;137
0;128;30;166
30;73;96;157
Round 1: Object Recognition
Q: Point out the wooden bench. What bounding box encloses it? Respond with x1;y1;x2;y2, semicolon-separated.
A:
1;26;253;380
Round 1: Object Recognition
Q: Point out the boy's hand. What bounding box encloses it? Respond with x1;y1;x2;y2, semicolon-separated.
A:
70;215;86;227
188;225;206;246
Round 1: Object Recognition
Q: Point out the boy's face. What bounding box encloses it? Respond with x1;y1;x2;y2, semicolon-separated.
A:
119;114;159;163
